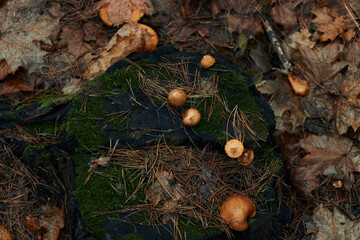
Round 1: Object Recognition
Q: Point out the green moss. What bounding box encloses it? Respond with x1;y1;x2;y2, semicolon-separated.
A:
72;152;145;239
23;144;46;157
66;96;107;150
177;219;222;240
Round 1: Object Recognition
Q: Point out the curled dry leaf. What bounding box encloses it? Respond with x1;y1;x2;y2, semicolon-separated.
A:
100;0;154;26
312;204;360;239
0;225;12;240
38;205;64;240
287;72;310;96
84;22;158;80
0;0;61;79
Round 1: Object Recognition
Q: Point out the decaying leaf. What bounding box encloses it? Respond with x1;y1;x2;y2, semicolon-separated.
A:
286;28;316;51
229;14;263;36
83;22;109;47
293;134;356;197
100;0;154;26
312;7;356;42
255;74;307;132
270;3;297;27
84;22;158;80
298;43;348;84
39;205;64;240
23;216;41;239
0;0;61;77
0;225;12;240
0;68;35;95
335;65;360;135
0;59;13;80
145;171;184;212
312;204;360;239
58;22;94;60
25;205;64;240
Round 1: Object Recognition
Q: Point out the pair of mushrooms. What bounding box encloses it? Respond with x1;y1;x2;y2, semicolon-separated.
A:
168;89;201;127
222;141;255;231
222;140;256;231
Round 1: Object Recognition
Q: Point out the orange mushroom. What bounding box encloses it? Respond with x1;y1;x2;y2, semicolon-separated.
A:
224;139;244;158
238;148;254;166
182;108;201;127
200;55;216;68
168;89;187;107
220;194;256;231
137;24;158;52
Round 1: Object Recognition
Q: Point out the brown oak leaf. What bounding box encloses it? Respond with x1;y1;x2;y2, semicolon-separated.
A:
270;3;297;27
58;23;93;60
312;7;356;42
293;134;356;197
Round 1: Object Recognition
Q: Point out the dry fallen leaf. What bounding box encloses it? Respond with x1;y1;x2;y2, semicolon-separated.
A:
255;74;307;132
23;216;41;239
58;22;94;60
287;72;310;96
312;204;360;239
229;14;263;36
335;65;360;135
270;3;297;27
84;22;158;80
38;205;64;240
83;22;109;47
0;0;61;78
312;7;356;42
292;134;356;197
0;68;35;95
286;28;316;56
298;43;348;84
100;0;154;26
0;225;12;240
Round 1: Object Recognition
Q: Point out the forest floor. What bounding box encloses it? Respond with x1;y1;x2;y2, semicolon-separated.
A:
0;0;360;239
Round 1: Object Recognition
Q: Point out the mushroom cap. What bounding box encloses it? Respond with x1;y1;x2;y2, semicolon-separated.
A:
99;2;146;26
168;89;187;107
182;108;201;127
220;194;256;231
99;4;113;26
237;148;254;166
200;55;216;68
224;139;244;158
136;24;158;52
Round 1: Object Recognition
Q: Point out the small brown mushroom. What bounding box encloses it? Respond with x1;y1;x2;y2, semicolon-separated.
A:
168;89;187;107
182;108;201;127
220;194;256;231
224;139;244;158
200;55;215;68
238;148;254;165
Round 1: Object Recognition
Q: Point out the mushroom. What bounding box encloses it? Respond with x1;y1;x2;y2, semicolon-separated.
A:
224;139;244;158
238;148;254;166
200;55;216;68
136;24;158;52
182;108;201;127
287;72;310;96
168;89;187;107
220;194;256;231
